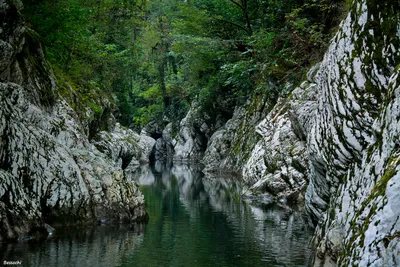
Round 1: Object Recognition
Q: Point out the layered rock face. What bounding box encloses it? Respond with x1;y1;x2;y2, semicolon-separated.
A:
305;1;400;265
0;1;151;241
94;123;155;169
240;0;400;264
172;106;209;162
153;104;224;163
241;77;318;202
201;0;400;264
203;93;269;174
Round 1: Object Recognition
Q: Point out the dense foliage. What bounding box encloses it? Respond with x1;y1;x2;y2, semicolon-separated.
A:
21;0;346;131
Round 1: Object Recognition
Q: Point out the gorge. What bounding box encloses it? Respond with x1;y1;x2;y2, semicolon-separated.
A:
1;0;400;266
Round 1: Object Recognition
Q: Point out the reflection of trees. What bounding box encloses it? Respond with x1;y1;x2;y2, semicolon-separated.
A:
0;225;144;267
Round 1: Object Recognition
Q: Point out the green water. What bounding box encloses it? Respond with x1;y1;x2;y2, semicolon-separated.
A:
0;164;313;267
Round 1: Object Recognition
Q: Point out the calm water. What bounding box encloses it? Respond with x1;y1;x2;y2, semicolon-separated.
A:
1;164;313;267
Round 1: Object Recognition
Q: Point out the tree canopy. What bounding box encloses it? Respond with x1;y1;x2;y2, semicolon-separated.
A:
22;0;346;131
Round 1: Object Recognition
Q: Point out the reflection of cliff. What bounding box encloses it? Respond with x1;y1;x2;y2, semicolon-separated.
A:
171;165;206;201
202;176;243;213
130;163;205;197
126;165;156;186
202;176;312;266
131;164;312;266
249;205;311;265
168;165;208;220
0;225;144;267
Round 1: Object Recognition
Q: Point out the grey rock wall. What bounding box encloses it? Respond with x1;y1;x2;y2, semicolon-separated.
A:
201;0;400;264
0;1;149;241
203;93;269;174
241;67;319;203
172;105;209;162
152;122;176;162
94;123;155;168
154;104;222;163
306;1;400;265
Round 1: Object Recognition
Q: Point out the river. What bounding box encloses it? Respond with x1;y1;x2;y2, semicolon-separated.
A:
1;164;313;267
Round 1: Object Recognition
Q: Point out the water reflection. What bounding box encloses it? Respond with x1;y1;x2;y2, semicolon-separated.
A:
129;163;312;267
1;164;312;267
0;225;144;267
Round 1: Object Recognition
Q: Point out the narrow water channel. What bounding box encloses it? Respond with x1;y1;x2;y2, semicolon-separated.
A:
1;164;313;267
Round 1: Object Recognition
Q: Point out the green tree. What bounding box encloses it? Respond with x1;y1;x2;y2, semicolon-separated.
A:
22;0;345;132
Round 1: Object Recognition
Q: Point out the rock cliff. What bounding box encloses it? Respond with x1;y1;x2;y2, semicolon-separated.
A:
241;79;317;203
305;1;400;265
239;0;400;265
152;103;225;163
0;0;151;241
203;92;269;174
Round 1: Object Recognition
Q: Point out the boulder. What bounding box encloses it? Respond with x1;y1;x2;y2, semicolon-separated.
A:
94;123;155;168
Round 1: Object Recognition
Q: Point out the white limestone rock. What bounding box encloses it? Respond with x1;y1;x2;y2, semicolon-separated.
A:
152;122;175;162
172;105;209;162
203;93;270;174
241;69;319;203
0;81;148;241
0;1;148;241
94;123;155;168
303;1;400;265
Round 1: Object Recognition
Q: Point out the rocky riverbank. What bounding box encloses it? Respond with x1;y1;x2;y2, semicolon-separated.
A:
0;0;153;241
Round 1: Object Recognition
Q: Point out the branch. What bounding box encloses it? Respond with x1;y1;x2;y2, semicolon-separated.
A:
215;18;252;35
227;0;252;35
228;0;244;11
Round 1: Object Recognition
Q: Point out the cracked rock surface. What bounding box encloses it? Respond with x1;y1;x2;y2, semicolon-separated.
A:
0;1;149;241
204;0;400;265
303;1;400;265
